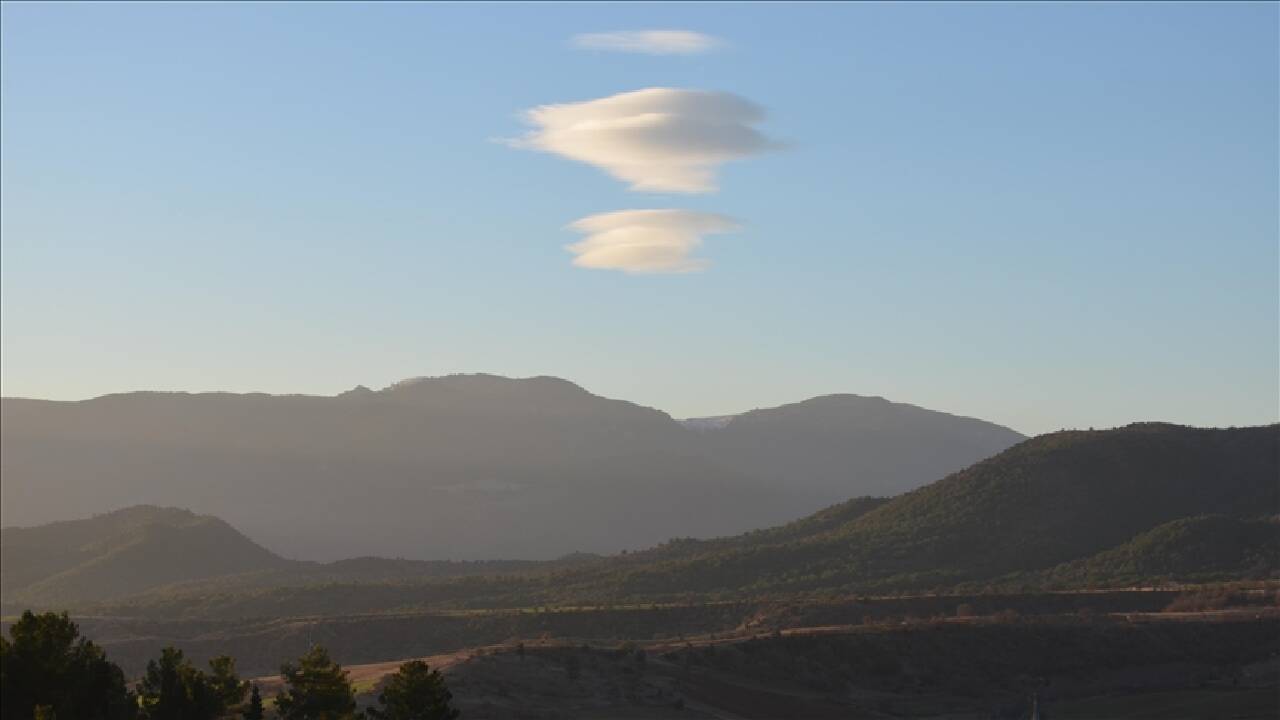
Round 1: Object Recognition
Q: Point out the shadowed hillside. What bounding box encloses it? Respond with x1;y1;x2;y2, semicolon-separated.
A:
1037;514;1280;588
543;423;1280;599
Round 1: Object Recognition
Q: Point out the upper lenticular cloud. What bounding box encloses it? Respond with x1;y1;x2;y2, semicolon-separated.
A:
512;88;778;194
566;209;740;274
572;30;723;56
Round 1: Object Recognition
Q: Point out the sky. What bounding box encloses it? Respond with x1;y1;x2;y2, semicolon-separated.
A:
1;2;1276;436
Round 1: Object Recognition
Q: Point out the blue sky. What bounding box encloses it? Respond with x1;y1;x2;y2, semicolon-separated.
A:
1;2;1276;435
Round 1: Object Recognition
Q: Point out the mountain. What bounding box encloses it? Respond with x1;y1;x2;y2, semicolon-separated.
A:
695;394;1027;497
0;506;287;607
0;374;1023;561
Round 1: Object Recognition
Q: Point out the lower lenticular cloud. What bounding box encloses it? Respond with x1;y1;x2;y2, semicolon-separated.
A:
572;30;723;55
512;88;777;194
566;209;740;274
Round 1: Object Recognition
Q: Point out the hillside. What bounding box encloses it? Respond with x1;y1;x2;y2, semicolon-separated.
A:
52;423;1280;620
1;374;1022;560
440;620;1280;720
0;505;610;611
0;506;288;607
1036;514;1280;588
542;423;1280;600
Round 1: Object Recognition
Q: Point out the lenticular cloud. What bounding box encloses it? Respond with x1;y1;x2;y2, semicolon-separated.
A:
513;88;778;194
566;209;740;274
572;30;723;56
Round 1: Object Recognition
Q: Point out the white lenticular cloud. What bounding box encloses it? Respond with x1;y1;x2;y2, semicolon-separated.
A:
572;30;723;55
566;209;740;274
512;88;778;194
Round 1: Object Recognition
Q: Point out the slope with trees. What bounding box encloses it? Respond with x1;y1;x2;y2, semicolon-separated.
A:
537;423;1280;599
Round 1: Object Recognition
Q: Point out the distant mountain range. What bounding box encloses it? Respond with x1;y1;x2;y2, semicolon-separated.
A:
0;374;1023;560
3;423;1274;617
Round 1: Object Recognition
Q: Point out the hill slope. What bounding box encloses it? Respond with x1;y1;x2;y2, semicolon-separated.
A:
0;505;611;611
0;506;289;607
1;375;1022;560
548;423;1280;598
1037;514;1280;588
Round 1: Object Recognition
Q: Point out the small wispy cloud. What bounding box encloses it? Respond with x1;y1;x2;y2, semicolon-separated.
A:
572;30;723;56
510;87;778;194
566;209;740;274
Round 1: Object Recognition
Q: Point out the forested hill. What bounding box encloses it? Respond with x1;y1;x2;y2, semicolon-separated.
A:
546;423;1279;599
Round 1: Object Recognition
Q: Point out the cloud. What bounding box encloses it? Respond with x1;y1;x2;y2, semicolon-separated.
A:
566;209;740;274
511;88;778;194
572;30;723;55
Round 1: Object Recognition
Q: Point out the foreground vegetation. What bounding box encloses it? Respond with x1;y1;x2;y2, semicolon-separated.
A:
7;597;1277;719
0;612;458;720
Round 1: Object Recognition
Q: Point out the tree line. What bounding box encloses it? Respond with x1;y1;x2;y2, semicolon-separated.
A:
0;611;459;720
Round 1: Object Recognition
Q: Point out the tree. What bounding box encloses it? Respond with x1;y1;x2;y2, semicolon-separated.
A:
275;645;358;720
367;660;459;720
208;656;248;712
137;647;223;720
0;610;136;720
243;685;265;720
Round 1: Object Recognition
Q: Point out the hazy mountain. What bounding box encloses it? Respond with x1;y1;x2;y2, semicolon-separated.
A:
677;415;736;431
695;394;1027;497
1;374;1022;561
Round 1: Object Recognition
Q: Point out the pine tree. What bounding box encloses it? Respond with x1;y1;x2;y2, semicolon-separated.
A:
275;645;358;720
208;656;247;712
0;611;136;720
243;684;265;720
137;647;223;720
367;661;459;720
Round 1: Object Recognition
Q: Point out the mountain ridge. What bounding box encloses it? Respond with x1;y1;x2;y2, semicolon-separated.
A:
1;375;1024;561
